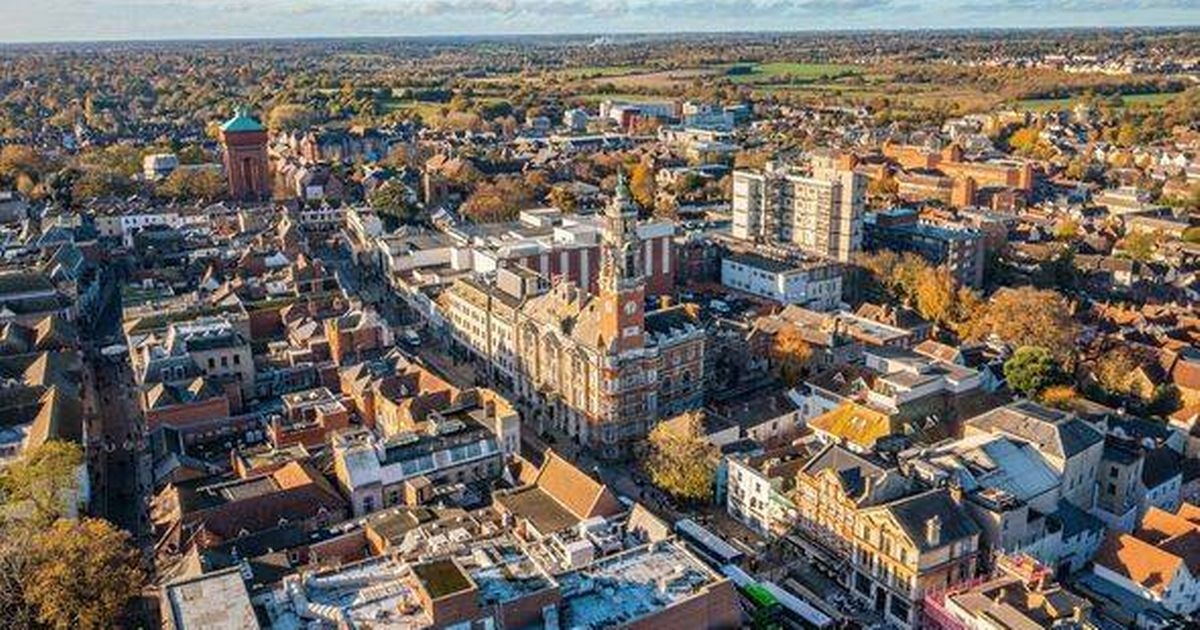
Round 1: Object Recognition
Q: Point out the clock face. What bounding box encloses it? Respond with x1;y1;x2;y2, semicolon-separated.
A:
624;301;638;315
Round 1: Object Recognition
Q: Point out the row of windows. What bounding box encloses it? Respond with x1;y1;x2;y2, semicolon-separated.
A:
206;353;242;369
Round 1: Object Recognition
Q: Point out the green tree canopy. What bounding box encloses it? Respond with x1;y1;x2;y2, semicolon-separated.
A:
1004;346;1064;398
0;441;83;526
369;181;422;226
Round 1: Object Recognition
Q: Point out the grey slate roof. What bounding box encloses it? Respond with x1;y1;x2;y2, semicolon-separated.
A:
1053;499;1106;540
966;401;1103;460
883;488;980;552
1143;447;1183;490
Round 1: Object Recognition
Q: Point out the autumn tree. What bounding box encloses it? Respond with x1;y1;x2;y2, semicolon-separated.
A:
0;529;39;628
1007;127;1040;155
460;176;534;223
268;103;315;133
380;144;419;170
72;169;135;202
628;162;656;212
0;145;51;189
643;412;718;503
1054;219;1080;241
157;167;226;201
1004;346;1064;398
771;326;814;387
914;266;957;327
857;250;978;330
964;286;1077;363
1092;346;1154;401
547;185;579;213
1039;385;1081;410
1118;231;1158;262
25;518;144;630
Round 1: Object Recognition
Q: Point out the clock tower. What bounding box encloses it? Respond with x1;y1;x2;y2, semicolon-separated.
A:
598;172;645;353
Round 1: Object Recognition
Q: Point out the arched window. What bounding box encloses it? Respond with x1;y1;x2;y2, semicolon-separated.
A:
622;243;637;279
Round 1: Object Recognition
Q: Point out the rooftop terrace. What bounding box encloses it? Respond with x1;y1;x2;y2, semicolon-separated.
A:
557;540;720;629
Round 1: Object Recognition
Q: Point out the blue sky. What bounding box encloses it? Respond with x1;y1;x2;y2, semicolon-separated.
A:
1;0;1196;42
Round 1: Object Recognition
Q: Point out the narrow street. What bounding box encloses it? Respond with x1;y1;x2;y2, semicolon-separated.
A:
84;259;151;545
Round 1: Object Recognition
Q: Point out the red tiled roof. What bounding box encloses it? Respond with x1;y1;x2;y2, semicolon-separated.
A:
534;451;622;521
1094;533;1182;596
1174;357;1200;391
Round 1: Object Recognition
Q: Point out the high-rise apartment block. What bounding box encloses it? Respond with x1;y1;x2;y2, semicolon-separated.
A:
732;154;866;262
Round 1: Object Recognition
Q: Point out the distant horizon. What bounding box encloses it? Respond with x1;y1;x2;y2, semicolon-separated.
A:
2;0;1198;45
2;23;1199;47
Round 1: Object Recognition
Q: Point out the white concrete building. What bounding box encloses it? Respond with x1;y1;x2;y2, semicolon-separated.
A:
143;153;179;180
720;252;842;310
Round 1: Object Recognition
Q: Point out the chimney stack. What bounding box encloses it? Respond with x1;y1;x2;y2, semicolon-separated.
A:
925;516;942;547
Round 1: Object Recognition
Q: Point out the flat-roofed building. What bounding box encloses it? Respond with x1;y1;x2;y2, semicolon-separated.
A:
161;567;259;630
331;393;516;516
866;208;986;289
721;251;843;310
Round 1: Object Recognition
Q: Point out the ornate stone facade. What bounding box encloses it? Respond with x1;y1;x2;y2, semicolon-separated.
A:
445;176;705;456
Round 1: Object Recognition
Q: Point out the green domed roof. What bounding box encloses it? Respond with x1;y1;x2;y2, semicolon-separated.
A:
220;106;265;133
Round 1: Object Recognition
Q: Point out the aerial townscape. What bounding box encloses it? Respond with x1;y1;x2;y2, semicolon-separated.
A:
2;5;1200;630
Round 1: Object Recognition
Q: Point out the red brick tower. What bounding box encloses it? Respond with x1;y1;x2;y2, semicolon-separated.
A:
219;106;269;202
598;171;645;353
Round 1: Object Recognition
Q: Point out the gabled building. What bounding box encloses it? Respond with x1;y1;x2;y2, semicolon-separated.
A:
151;460;347;554
1090;503;1200;619
725;442;817;537
495;451;624;540
963;401;1104;512
853;488;982;628
793;443;913;560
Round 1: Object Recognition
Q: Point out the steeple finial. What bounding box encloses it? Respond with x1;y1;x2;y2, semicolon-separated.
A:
615;169;631;200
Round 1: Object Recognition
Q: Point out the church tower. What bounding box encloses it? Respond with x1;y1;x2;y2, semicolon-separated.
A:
598;172;645;353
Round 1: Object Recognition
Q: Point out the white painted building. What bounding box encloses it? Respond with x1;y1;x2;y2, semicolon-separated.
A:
720;252;842;310
143;153;179;180
725;450;808;538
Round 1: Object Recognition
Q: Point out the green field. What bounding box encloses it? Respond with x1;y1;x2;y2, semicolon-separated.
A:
381;100;446;118
570;92;664;104
555;65;652;79
726;62;863;84
1015;91;1184;111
